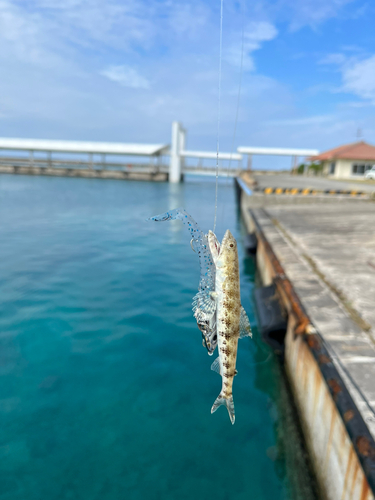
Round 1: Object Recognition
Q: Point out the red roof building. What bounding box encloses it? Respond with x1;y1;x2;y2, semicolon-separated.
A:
310;141;375;177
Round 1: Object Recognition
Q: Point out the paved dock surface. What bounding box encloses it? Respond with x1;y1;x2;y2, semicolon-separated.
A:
268;202;375;331
244;194;375;440
254;173;375;193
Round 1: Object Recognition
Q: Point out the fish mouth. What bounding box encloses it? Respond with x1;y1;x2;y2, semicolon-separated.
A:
197;319;217;354
201;333;216;354
208;230;221;257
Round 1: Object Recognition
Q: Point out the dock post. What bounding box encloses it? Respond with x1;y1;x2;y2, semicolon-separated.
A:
179;125;186;170
247;154;252;171
238;156;243;173
291;155;297;174
170;121;182;183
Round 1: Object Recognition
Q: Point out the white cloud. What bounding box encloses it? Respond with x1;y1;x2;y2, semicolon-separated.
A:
315;50;375;104
319;53;347;65
341;55;375;101
247;21;278;43
0;0;48;64
341;45;364;53
0;0;371;171
321;53;375;103
167;2;208;37
100;65;150;89
34;0;155;51
279;0;355;31
340;101;373;109
267;115;335;126
225;21;278;71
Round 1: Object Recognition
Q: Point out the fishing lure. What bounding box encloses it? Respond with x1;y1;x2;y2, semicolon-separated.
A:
147;208;218;354
208;229;252;425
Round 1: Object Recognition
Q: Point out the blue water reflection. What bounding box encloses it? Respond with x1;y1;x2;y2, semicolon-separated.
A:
0;175;316;499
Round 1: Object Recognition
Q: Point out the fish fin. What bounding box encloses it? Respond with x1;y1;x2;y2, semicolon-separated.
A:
239;307;252;339
192;291;217;315
211;393;235;425
210;357;221;375
235;369;238;376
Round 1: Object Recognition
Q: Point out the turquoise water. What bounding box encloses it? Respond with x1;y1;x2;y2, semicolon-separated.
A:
0;175;317;499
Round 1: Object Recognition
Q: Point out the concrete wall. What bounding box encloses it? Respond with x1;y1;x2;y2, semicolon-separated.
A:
335;160;352;178
323;160;352;177
240;193;375;500
284;322;372;500
322;161;330;176
324;159;375;179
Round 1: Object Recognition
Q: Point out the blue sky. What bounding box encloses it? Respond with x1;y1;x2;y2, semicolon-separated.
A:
1;0;375;168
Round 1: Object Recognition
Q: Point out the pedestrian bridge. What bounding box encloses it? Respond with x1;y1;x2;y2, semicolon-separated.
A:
0;122;318;182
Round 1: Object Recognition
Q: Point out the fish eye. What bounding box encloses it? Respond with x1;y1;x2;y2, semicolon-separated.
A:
230;244;234;248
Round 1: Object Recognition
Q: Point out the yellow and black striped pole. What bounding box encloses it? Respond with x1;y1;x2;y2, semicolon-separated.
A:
256;187;368;197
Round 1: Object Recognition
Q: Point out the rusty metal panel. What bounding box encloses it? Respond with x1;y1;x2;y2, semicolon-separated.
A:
285;325;375;500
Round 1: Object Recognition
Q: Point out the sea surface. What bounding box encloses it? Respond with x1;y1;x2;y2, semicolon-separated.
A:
0;174;318;500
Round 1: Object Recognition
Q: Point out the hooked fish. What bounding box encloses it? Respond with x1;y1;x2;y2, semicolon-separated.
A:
147;208;218;354
198;230;221;353
208;229;252;424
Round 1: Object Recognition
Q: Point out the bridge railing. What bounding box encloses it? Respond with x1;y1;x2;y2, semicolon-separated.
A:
0;155;169;173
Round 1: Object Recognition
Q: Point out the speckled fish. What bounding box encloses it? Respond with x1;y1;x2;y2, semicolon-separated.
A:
208;229;252;424
196;230;221;353
147;208;218;354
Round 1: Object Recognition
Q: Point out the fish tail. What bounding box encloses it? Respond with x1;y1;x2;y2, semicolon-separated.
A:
211;393;235;424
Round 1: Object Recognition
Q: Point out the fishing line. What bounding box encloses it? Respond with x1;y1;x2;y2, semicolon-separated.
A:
227;8;245;180
219;0;245;225
213;0;224;233
228;5;245;177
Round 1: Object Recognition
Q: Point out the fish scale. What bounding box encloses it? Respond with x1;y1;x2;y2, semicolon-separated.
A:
209;229;251;425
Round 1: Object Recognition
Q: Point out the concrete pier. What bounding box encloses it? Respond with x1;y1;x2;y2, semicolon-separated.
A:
0;123;245;182
0;164;167;181
0;138;170;181
238;176;375;499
